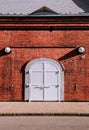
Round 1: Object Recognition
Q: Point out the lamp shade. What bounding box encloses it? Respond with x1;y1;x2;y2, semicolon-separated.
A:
4;47;12;53
78;46;85;53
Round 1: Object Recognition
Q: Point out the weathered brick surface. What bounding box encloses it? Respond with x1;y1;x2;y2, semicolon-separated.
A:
0;21;89;101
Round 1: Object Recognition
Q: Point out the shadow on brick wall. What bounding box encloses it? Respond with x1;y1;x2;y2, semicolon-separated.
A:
58;48;80;61
0;48;7;57
20;62;28;101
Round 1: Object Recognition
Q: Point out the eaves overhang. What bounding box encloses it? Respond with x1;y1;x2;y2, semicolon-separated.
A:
0;15;89;24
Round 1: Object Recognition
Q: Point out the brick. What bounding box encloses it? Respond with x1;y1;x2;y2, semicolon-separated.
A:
0;21;89;101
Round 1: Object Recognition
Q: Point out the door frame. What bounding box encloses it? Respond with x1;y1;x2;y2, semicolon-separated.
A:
24;58;64;102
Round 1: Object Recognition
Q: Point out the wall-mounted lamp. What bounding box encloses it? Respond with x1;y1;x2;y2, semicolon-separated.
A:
4;47;12;54
78;46;85;54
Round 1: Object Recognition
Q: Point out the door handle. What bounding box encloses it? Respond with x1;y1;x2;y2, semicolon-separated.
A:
34;86;50;88
43;86;50;88
34;86;43;89
55;85;59;88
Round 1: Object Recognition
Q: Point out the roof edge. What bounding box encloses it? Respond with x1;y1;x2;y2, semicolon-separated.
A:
0;13;89;17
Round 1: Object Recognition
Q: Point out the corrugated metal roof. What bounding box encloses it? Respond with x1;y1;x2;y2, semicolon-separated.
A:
0;0;89;16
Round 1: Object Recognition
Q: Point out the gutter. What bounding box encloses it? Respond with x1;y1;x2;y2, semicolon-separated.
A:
0;13;89;17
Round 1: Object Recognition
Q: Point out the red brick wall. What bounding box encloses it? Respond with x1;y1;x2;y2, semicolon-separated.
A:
0;21;89;101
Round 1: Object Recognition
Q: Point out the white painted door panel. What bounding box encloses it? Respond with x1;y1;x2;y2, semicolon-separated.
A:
45;86;58;101
30;70;44;100
45;72;58;85
45;71;58;100
31;63;43;71
30;86;43;101
45;63;57;71
31;72;43;85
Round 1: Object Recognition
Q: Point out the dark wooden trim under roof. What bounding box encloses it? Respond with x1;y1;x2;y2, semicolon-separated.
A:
0;15;89;24
0;25;89;31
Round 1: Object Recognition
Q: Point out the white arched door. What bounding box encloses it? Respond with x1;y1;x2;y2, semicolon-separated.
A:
25;58;64;101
